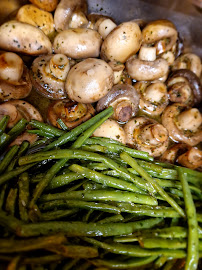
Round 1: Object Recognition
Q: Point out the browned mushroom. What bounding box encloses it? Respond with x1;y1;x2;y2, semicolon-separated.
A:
0;99;43;145
162;103;202;146
167;69;202;105
142;20;178;55
172;53;201;78
48;99;95;129
126;56;169;82
93;119;126;144
134;81;168;116
31;54;70;100
96;84;139;123
0;52;32;101
160;143;191;164
177;147;202;170
124;116;169;157
29;0;58;12
54;0;87;32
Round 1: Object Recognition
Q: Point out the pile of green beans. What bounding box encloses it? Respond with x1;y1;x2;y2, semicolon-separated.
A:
0;107;201;270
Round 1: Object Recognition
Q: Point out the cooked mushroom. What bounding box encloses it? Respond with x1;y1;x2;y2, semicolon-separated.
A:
167;69;202;105
31;54;70;100
177;147;202;170
0;52;32;101
29;0;58;12
162;103;202;146
142;20;178;55
101;21;142;63
126;56;169;81
16;4;55;37
93;119;126;144
108;61;125;84
160;143;190;164
54;0;87;32
0;100;43;128
134;81;168;116
0;21;52;55
96;18;117;39
48;99;95;129
161;51;175;66
124;116;169;157
172;53;201;78
53;28;102;59
65;58;114;103
96;84;139;123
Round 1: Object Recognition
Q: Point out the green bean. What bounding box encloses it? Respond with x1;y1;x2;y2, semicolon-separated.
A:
116;202;180;218
0;115;10;135
82;209;94;222
0;183;7;209
28;129;55;138
67;179;88;192
0;164;34;186
0;210;23;233
5;188;18;216
29;158;68;209
19;149;153;193
87;162;109;171
153;256;170;269
17;217;163;237
7;119;28;138
40;189;157;206
72;108;114;148
47;172;85;190
84;137;153;161
0;145;19;174
82;237;186;258
44;107;114;151
29;119;65;137
69;164;147;194
97;214;124;224
22;254;64;265
46;244;98;258
7;255;21;270
74;261;91;270
62;259;79;270
57;119;69;131
18;172;30;222
140;238;191;249
39;199;121;214
0;234;66;253
170;217;180;226
7;141;29;172
120;152;185;218
81;144;108;153
40;209;78;221
0;133;10;150
91;256;158;269
177;167;199;270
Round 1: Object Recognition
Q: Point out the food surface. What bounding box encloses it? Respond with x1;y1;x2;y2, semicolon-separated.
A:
0;0;201;269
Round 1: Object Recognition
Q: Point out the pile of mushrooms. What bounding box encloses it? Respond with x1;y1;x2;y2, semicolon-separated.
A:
0;0;201;168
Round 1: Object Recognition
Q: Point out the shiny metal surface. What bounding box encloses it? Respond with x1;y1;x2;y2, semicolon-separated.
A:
0;0;201;57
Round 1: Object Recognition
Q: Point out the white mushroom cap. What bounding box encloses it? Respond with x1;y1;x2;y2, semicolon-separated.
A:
93;119;126;144
65;58;114;103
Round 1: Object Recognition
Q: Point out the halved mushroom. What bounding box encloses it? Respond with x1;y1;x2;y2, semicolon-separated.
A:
31;54;70;100
124;116;169;157
54;0;87;32
53;28;102;59
126;56;169;81
172;53;201;78
160;143;190;164
167;69;202;105
142;20;178;55
0;21;52;55
0;100;43;128
134;81;168;116
101;21;142;63
0;52;32;101
29;0;58;12
93;119;126;144
96;84;139;123
48;99;95;129
65;58;114;103
16;4;55;37
177;147;202;171
161;103;202;146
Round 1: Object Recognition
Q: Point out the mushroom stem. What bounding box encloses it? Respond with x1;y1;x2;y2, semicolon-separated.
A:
144;82;166;102
177;108;202;132
138;46;156;61
46;54;70;81
0;52;23;84
113;100;133;123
